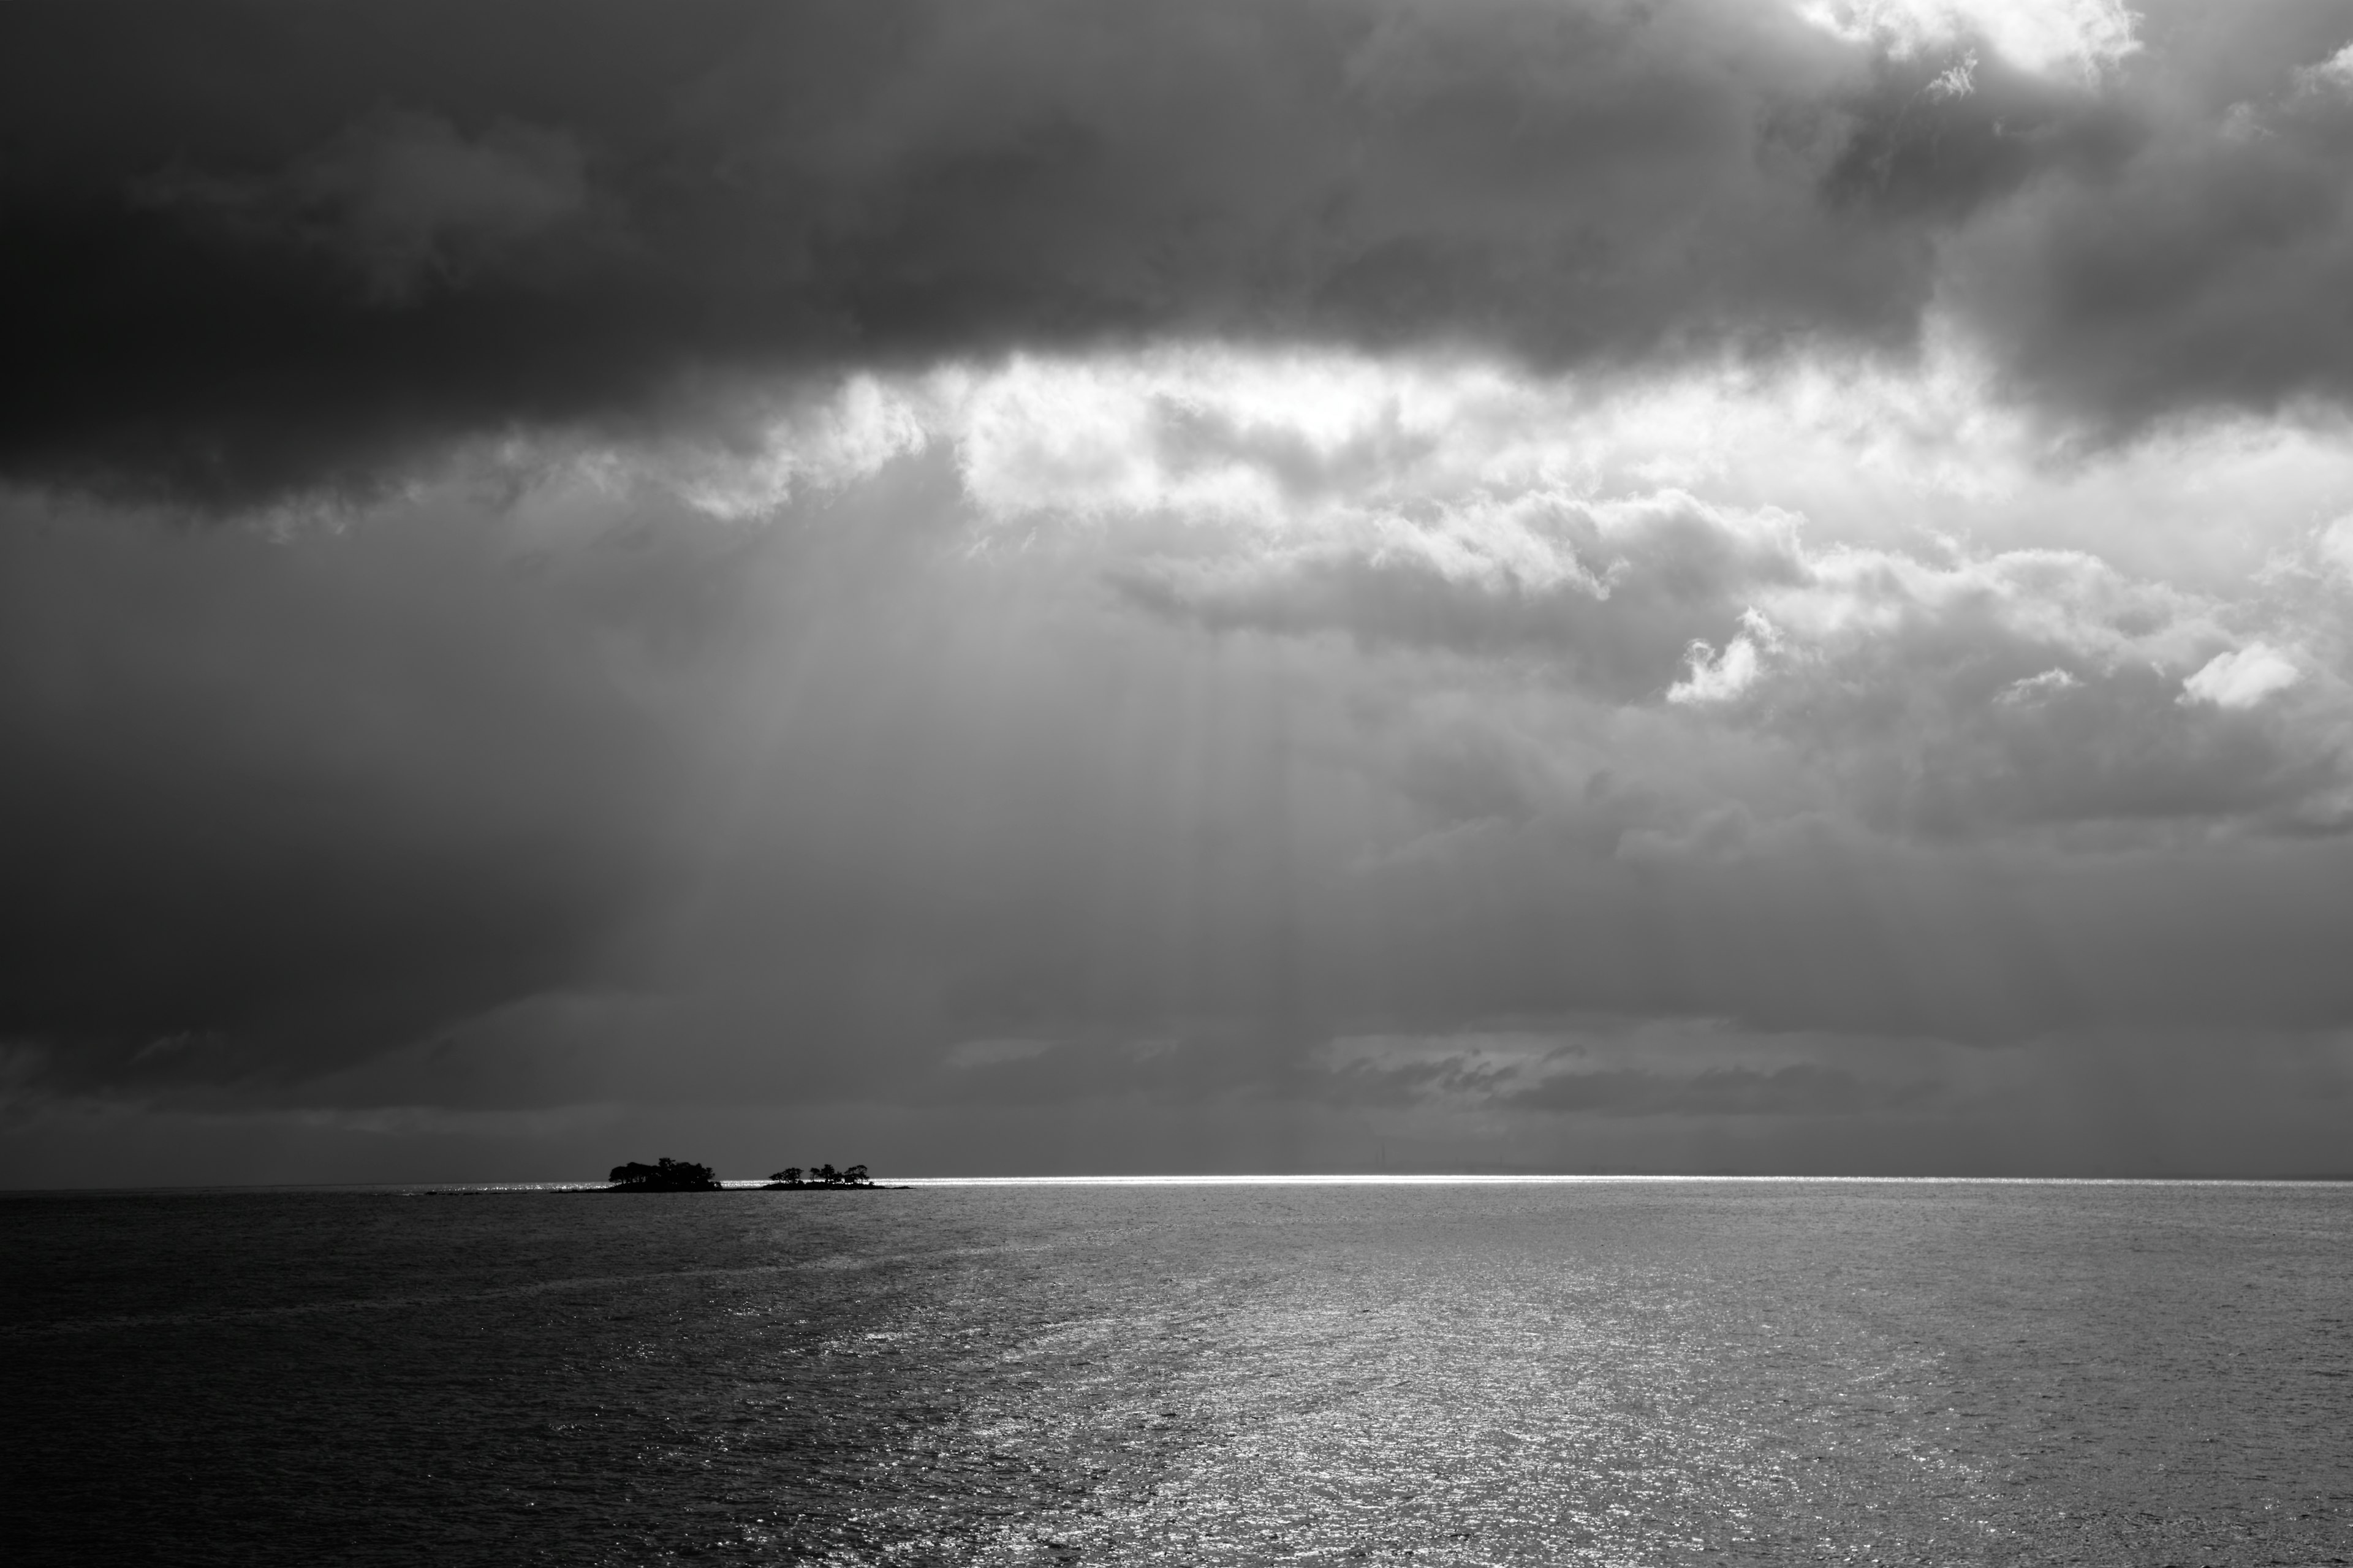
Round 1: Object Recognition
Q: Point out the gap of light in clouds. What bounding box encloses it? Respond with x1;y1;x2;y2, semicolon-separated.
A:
8;339;2353;1183
7;0;2353;1183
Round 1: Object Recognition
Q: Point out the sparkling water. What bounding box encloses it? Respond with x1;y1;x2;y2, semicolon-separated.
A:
6;1178;2348;1564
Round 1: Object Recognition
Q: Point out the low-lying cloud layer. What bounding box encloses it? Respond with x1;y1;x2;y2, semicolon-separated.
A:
4;1;2352;1181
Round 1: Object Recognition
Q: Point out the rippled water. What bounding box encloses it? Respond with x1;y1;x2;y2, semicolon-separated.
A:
5;1179;2349;1566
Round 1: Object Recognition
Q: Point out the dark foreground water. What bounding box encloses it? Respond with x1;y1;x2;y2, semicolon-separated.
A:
4;1179;2349;1566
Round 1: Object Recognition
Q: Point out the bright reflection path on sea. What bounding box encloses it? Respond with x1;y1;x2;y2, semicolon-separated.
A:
6;1178;2349;1565
852;1180;2352;1566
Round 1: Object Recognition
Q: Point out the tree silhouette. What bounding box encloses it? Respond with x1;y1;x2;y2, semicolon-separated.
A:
607;1156;720;1191
761;1162;876;1188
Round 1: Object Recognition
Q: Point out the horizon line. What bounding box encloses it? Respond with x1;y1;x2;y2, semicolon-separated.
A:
9;1171;2352;1195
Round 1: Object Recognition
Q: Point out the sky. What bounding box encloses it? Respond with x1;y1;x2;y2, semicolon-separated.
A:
5;0;2353;1184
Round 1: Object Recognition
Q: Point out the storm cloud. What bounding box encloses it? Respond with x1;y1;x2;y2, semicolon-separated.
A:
4;0;2350;502
5;1;2353;1183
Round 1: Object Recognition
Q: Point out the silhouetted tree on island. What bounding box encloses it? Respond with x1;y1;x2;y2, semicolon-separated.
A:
606;1157;721;1191
763;1162;874;1188
596;1157;882;1191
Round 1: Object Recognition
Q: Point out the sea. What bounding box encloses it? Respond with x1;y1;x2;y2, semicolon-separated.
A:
4;1177;2349;1566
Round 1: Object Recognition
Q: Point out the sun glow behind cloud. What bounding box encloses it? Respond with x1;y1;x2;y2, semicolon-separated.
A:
615;341;2353;839
13;0;2353;1183
1793;0;2139;79
14;325;2353;1180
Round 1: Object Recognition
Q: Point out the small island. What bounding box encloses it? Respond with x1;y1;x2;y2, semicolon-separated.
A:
763;1164;875;1189
606;1157;722;1191
596;1157;894;1191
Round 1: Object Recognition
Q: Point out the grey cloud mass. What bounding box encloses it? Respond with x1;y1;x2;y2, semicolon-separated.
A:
4;0;2352;502
8;439;2353;1180
0;489;690;1089
7;1;2353;1184
132;108;599;305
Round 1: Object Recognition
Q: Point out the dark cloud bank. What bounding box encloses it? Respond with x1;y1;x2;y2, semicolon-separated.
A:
5;0;2352;500
6;0;2353;1182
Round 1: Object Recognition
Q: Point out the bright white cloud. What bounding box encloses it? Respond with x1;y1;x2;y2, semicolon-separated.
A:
1791;0;2138;79
1669;611;1779;705
663;376;931;520
649;343;2353;592
2318;515;2353;578
2293;42;2353;99
546;341;2353;839
2181;645;2303;710
1997;667;2080;704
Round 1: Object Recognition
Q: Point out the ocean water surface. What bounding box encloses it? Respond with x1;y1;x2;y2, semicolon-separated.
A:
4;1178;2349;1566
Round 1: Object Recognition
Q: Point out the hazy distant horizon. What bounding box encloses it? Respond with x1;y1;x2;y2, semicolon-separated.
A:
13;1170;2353;1195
